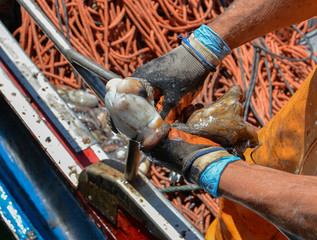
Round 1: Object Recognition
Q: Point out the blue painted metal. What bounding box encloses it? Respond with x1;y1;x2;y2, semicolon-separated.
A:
0;95;107;240
0;128;63;240
0;178;43;240
0;53;108;240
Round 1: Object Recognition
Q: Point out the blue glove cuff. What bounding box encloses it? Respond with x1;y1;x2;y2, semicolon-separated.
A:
194;24;231;60
200;156;241;197
182;37;216;70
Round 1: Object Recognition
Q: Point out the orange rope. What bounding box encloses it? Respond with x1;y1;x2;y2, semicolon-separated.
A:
13;0;317;234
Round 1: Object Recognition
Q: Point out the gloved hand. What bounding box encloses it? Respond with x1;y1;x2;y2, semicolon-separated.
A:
131;24;231;119
142;85;258;196
172;85;259;156
104;78;258;197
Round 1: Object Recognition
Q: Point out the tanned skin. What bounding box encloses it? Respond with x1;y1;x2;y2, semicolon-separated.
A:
202;0;317;239
218;160;317;239
208;0;317;49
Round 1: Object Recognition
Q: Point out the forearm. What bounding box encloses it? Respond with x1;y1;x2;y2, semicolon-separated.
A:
218;160;317;239
208;0;317;49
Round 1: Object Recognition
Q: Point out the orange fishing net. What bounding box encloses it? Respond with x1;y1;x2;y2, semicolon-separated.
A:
13;0;317;234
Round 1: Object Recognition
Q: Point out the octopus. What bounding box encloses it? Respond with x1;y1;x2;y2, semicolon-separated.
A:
56;86;151;174
172;85;259;157
104;77;170;152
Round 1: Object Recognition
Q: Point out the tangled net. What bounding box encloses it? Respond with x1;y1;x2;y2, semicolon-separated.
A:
13;0;317;234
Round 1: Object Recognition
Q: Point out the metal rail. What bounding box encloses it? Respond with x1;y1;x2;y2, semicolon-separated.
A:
17;0;117;99
17;0;140;182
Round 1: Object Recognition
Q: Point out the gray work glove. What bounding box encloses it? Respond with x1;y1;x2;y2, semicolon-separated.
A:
144;85;258;185
131;25;231;119
105;79;258;193
172;85;259;156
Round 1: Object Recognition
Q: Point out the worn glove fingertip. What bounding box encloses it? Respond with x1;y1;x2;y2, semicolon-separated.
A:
128;77;155;105
139;120;171;152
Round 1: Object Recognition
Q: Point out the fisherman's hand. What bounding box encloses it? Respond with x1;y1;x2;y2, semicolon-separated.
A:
172;85;259;156
142;85;259;197
131;24;231;119
104;77;228;189
105;79;258;197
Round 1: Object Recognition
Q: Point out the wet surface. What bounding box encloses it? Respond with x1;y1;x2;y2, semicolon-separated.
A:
57;87;150;175
56;86;218;233
173;85;259;157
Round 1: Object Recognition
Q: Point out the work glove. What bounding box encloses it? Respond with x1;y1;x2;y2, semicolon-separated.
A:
131;24;231;119
172;85;259;156
105;78;258;197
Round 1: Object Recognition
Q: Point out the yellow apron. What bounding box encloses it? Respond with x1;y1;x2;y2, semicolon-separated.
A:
206;67;317;240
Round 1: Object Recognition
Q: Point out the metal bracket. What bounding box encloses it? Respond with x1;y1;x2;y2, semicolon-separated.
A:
78;160;204;240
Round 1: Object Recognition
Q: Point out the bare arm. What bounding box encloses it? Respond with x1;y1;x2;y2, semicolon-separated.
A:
208;0;317;49
218;160;317;239
208;1;317;237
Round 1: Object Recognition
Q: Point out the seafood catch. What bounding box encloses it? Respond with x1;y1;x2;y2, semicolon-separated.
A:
104;79;258;157
172;85;259;156
105;77;170;151
56;86;151;174
56;87;99;108
57;86;129;158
